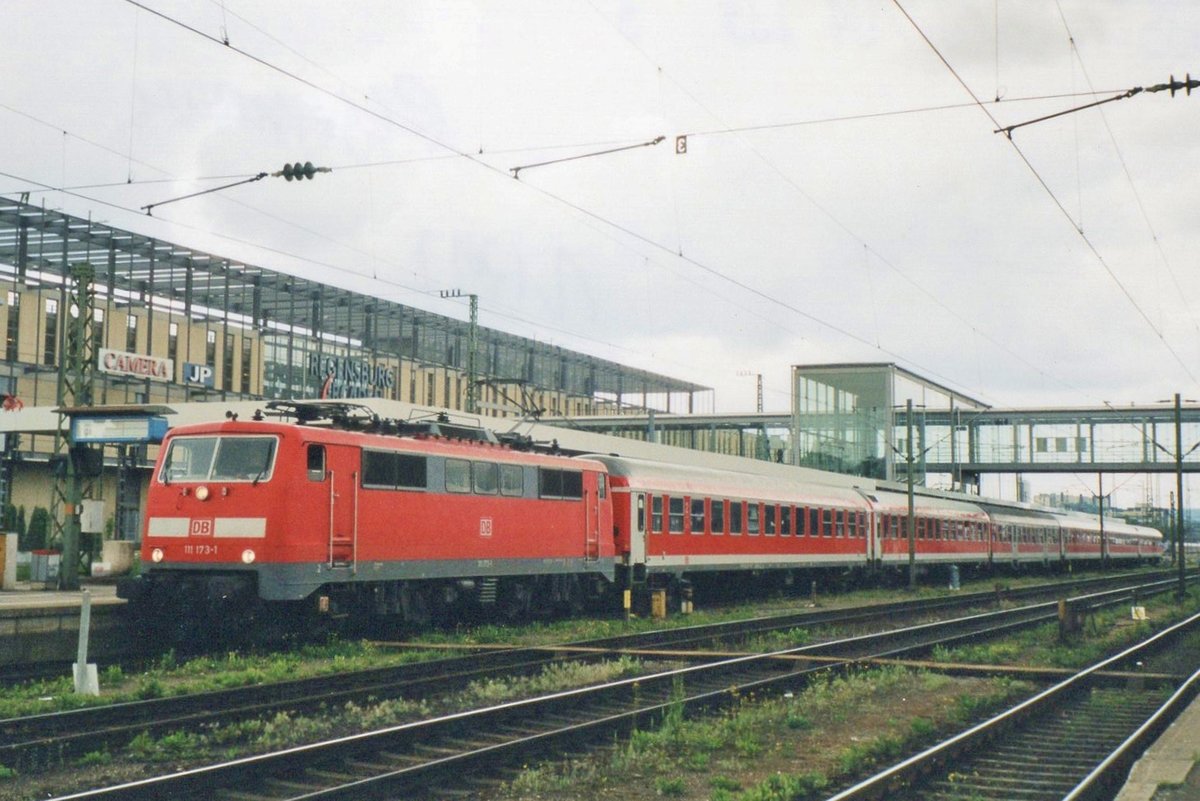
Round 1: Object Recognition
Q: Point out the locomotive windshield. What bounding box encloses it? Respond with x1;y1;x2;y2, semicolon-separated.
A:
161;435;278;483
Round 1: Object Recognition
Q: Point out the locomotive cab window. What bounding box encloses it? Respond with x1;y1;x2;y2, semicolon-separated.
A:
306;445;325;481
162;435;277;483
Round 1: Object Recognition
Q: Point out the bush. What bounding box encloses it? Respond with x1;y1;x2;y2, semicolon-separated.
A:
23;506;49;551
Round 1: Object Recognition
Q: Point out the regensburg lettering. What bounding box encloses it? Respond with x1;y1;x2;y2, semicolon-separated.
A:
308;355;396;399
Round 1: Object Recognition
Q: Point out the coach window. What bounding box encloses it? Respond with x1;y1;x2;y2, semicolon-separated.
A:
651;496;663;532
747;503;760;535
473;462;498;495
446;459;471;493
711;499;725;534
781;506;791;536
668;497;685;533
500;464;523;496
307;445;325;481
690;499;706;534
730;502;743;535
820;509;832;537
764;505;776;536
636;494;646;532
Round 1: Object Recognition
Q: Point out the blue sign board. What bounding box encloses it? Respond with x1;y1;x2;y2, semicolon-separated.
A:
72;415;169;443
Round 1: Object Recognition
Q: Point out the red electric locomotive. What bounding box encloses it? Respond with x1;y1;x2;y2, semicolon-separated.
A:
121;402;614;631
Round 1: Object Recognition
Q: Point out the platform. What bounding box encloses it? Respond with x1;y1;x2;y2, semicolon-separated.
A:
1116;691;1200;801
0;583;129;668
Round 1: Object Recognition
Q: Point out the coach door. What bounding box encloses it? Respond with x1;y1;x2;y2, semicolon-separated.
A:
322;445;358;570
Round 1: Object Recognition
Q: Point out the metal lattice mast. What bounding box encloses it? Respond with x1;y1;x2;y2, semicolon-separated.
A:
439;290;479;414
51;263;97;590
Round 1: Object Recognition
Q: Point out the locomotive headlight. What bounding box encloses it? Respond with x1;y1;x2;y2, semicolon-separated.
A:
151;548;164;563
241;549;256;564
195;486;211;501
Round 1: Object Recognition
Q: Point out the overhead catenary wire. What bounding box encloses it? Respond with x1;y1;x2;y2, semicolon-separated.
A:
891;0;1200;391
1053;0;1200;342
587;2;1089;409
116;0;998;404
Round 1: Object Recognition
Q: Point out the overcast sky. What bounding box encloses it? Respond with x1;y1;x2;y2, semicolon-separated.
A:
3;1;1198;506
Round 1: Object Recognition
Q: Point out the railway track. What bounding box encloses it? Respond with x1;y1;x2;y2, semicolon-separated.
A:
33;575;1196;801
825;612;1200;801
1;571;1184;776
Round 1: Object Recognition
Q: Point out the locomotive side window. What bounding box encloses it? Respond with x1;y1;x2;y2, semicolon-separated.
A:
307;445;326;481
362;451;427;490
538;468;584;500
668;498;684;533
690;499;705;534
598;473;607;499
473;462;498;494
651;496;663;532
711;499;725;534
446;459;470;493
500;464;523;496
363;450;398;487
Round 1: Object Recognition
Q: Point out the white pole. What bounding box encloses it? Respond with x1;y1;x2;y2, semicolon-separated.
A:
73;589;99;695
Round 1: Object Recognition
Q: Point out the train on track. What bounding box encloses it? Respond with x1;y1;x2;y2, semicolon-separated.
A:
118;401;1164;631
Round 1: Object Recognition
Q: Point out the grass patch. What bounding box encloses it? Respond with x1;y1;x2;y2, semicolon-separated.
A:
500;666;1032;800
931;585;1200;669
0;639;454;719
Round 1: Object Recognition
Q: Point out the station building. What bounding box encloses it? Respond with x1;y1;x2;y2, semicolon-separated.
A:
0;199;710;544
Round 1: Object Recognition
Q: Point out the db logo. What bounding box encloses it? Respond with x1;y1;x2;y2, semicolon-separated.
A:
190;518;214;537
479;518;493;538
